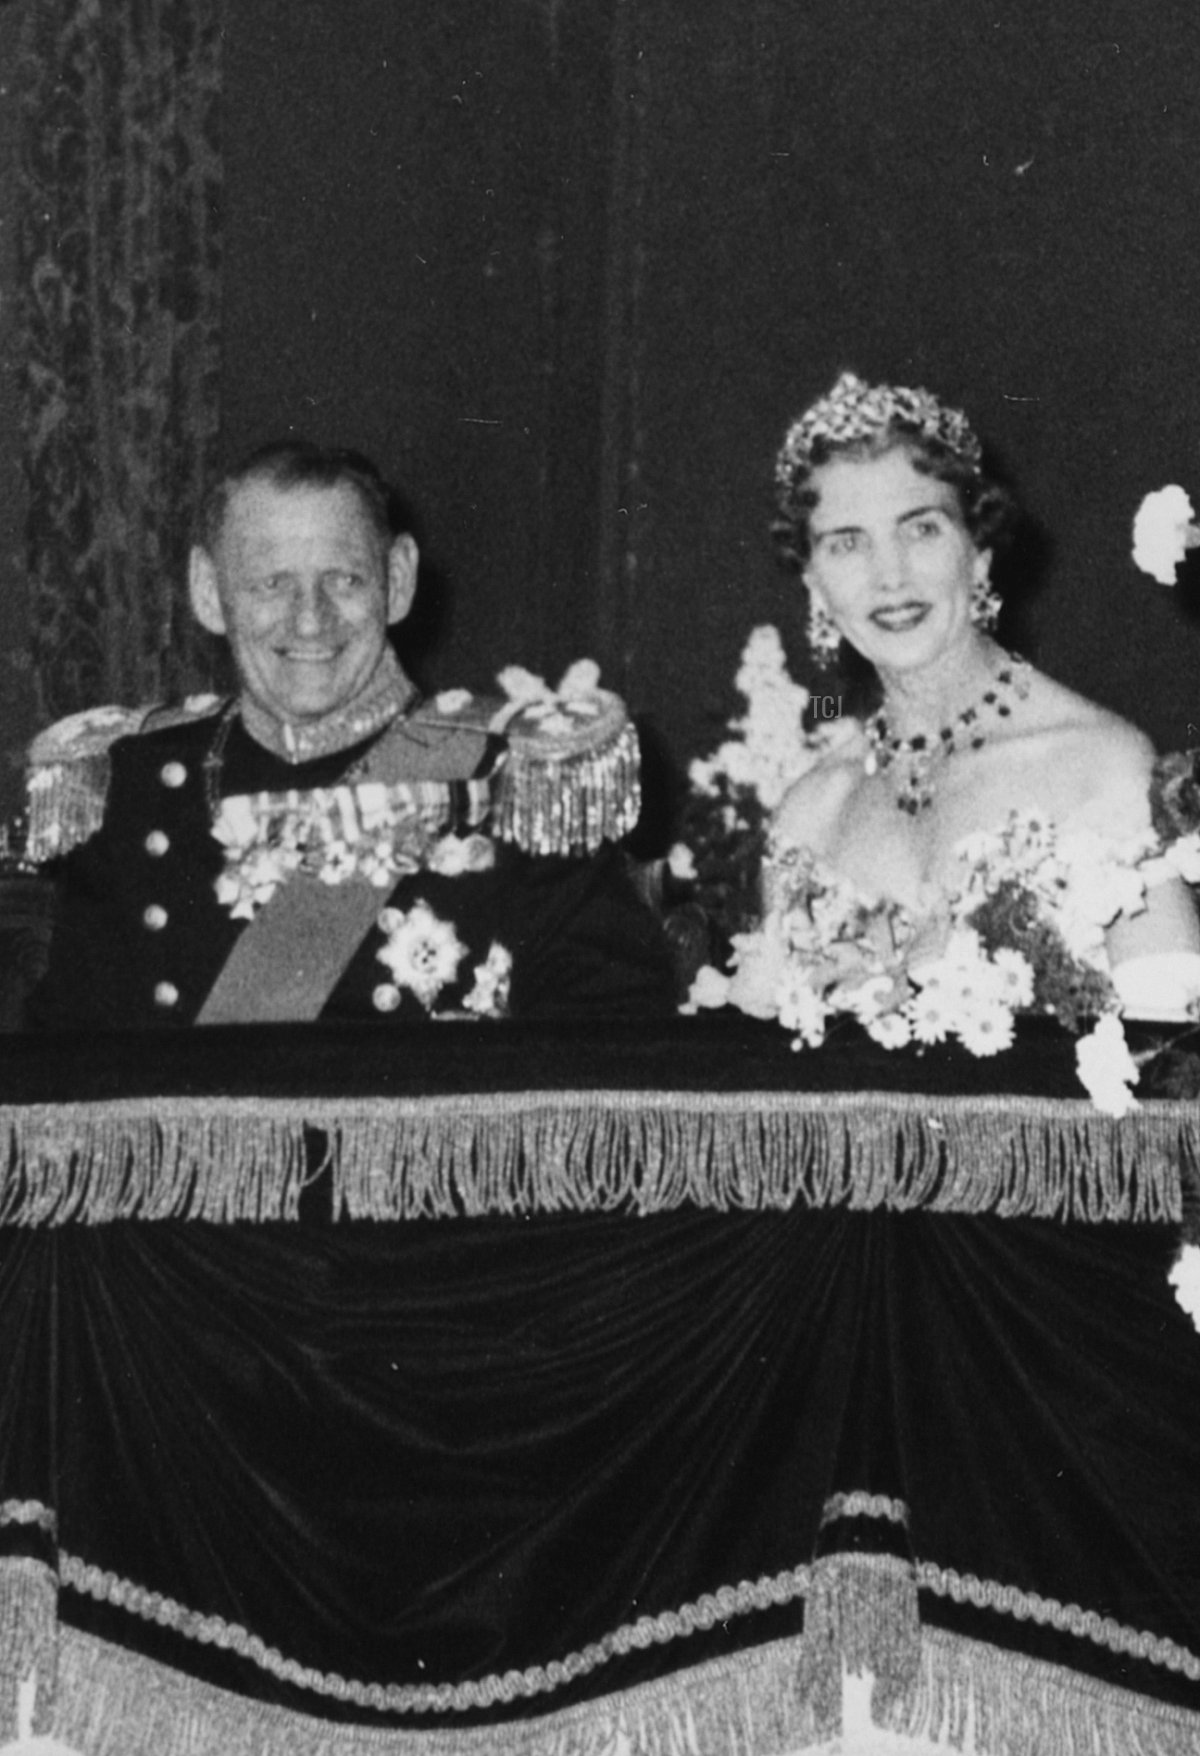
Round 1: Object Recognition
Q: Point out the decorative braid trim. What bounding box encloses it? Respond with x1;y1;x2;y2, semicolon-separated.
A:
59;1550;813;1714
2;1089;1194;1227
0;1500;56;1537
918;1562;1200;1682
55;1540;1200;1720
821;1492;909;1528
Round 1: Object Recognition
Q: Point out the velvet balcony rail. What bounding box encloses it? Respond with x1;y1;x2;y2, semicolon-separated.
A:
0;1017;1199;1756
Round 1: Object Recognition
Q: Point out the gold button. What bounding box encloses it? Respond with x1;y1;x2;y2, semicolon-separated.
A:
143;905;168;931
154;981;179;1008
372;983;401;1013
145;830;169;856
160;762;187;788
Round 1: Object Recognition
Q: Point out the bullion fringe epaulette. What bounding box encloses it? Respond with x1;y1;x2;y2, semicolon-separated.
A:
401;666;642;857
24;698;222;864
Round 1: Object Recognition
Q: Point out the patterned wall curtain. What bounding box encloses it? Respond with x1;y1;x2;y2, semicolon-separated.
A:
18;0;223;726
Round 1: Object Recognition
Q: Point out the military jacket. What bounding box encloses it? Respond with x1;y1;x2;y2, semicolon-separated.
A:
26;704;674;1032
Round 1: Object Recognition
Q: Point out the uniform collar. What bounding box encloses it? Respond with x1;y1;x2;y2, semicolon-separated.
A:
236;647;417;765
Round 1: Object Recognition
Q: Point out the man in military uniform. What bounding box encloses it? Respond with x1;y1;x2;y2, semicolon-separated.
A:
26;441;674;1029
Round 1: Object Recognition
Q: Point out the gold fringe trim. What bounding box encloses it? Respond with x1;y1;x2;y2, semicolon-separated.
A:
1;1089;1193;1226
886;1624;1200;1755
496;720;641;857
0;1557;57;1742
48;1624;821;1756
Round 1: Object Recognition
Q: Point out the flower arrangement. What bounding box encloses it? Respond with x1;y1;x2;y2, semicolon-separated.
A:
211;785;494;921
667;627;822;950
691;810;1149;1114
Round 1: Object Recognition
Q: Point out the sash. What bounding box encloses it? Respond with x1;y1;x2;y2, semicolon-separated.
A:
197;713;492;1025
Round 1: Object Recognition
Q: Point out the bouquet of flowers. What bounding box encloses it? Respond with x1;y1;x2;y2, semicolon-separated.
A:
687;808;1155;1118
666;626;823;958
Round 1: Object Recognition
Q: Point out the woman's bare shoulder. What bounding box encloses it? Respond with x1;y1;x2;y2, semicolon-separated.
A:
1027;669;1152;755
1016;669;1156;821
774;721;868;847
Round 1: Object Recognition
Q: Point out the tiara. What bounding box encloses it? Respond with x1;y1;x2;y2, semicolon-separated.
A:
776;372;983;485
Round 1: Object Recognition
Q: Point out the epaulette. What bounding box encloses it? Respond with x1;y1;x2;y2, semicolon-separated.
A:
417;662;641;856
25;695;223;863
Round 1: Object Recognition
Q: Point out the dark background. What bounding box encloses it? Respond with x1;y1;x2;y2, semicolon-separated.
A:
5;0;1200;816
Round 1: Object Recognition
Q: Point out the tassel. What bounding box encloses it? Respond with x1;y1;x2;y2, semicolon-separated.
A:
798;1552;920;1737
0;1557;57;1741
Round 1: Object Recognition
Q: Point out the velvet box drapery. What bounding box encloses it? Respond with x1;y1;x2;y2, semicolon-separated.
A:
1;1017;1199;1755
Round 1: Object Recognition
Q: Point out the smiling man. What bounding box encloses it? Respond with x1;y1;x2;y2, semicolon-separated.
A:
26;441;673;1029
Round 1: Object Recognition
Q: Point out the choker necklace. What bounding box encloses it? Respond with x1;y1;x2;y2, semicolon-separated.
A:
864;656;1031;814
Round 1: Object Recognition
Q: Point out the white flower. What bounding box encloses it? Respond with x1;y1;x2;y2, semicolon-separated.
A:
954;1004;1015;1058
1074;1013;1141;1116
989;948;1035;1009
835;973;897;1023
463;942;512;1019
866;1011;912;1049
906;986;952;1045
726;919;788;1019
778;970;828;1047
1168;1244;1200;1333
1132;484;1196;584
376;901;467;1009
680;964;732;1014
428;833;496;877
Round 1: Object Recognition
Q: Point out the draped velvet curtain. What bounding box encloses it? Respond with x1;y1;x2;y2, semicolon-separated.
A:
18;0;223;727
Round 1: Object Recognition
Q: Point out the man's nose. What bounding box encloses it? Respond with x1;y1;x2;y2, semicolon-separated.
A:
289;579;333;634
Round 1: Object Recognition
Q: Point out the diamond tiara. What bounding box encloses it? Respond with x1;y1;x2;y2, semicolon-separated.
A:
776;372;983;485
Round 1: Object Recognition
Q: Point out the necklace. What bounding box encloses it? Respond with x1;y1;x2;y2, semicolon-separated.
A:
864;656;1031;814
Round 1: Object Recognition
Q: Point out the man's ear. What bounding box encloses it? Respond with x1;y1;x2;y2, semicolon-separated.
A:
188;547;227;636
386;533;419;625
973;548;993;585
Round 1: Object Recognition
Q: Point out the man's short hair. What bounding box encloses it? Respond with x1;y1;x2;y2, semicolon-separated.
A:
198;440;401;555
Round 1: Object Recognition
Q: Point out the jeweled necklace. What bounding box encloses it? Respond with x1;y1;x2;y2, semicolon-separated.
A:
864;655;1031;814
